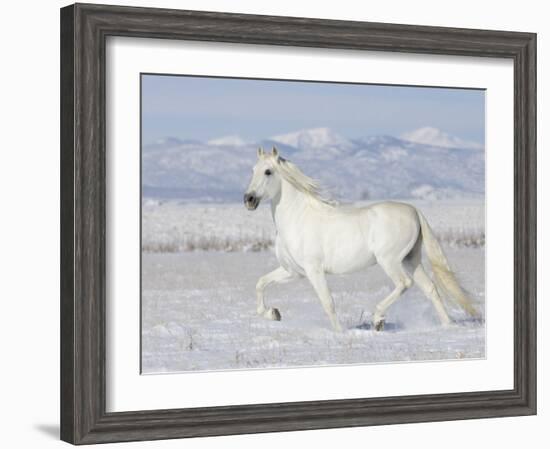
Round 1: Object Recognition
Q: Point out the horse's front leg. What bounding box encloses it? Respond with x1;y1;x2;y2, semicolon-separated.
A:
256;266;296;321
304;266;343;332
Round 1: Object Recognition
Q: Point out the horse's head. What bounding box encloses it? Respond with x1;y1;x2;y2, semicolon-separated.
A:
244;147;282;210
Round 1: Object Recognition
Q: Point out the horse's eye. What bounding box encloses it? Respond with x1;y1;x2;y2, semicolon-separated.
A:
264;169;272;176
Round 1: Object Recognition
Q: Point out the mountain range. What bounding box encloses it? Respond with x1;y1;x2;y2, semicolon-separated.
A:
142;127;484;202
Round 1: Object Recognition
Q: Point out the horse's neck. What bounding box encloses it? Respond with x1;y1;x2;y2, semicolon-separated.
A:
271;180;308;229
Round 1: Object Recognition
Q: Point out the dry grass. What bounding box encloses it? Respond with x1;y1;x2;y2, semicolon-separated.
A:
141;230;483;253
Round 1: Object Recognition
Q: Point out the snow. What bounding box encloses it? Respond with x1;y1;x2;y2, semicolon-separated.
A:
142;248;485;374
207;135;250;146
401;126;483;150
270;127;354;152
141;200;485;374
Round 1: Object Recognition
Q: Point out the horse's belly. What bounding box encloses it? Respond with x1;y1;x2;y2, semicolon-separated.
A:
321;217;375;274
324;247;376;274
275;216;376;275
276;240;372;275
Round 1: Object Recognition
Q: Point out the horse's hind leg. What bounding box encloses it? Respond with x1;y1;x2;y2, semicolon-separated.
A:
405;241;451;326
373;261;412;331
412;265;451;326
256;266;296;321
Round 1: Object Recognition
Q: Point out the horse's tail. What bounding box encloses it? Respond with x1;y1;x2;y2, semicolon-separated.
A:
417;210;478;317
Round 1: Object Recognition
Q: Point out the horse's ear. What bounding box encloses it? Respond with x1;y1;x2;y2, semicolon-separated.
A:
271;146;279;157
257;147;265;158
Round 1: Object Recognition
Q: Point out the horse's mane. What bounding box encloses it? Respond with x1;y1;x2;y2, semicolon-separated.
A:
275;157;338;207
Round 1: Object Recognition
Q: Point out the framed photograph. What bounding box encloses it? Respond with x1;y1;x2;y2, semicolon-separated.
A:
60;3;536;445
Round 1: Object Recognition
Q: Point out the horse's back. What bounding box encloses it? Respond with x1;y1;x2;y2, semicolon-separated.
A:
365;201;418;220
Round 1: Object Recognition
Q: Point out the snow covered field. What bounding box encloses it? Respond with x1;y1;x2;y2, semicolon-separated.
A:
141;200;485;374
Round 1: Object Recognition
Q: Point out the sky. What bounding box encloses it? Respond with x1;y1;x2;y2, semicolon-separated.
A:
141;74;485;146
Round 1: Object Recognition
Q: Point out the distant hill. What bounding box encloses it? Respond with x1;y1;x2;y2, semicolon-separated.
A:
142;127;484;202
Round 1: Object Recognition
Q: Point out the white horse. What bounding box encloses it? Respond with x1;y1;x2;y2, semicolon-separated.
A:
244;147;478;331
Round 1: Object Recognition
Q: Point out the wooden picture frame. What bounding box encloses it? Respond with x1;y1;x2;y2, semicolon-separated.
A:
60;3;536;444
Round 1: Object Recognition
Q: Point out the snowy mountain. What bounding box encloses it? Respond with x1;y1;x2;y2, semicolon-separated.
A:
401;127;483;151
142;127;485;202
270;127;354;152
207;135;250;146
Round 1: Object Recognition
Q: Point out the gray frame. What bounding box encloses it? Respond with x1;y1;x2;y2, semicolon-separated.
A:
60;3;536;445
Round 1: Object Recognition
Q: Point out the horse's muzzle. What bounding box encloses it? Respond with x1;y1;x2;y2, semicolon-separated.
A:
244;192;260;210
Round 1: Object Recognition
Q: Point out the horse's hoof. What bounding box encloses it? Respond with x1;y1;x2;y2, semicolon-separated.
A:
374;319;385;331
265;308;281;321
